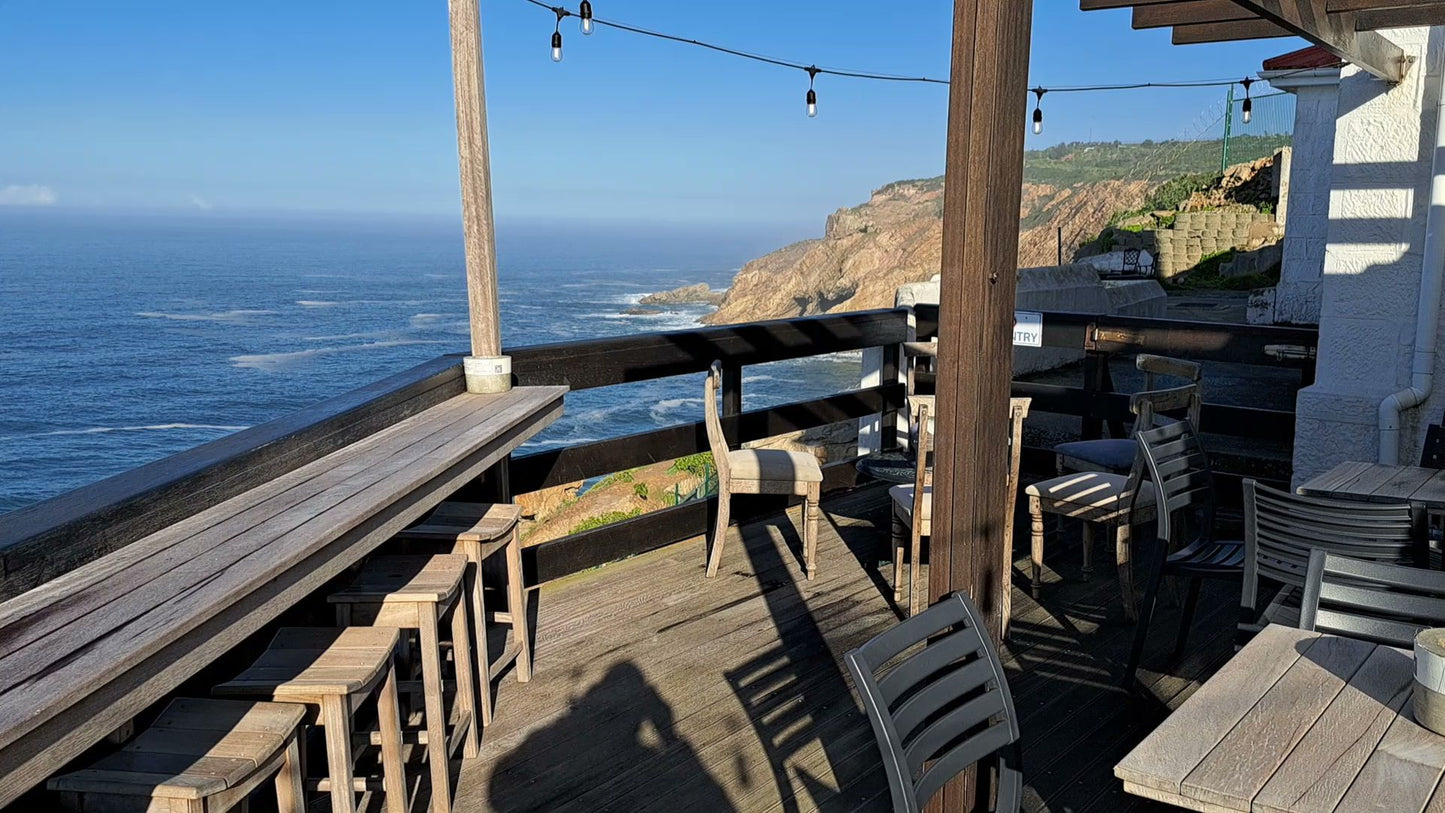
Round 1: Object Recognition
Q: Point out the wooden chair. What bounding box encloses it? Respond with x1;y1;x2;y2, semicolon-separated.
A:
394;502;532;725
1300;550;1445;647
1025;387;1194;620
329;555;480;813
1053;354;1202;476
214;627;408;813
844;592;1021;813
1240;480;1425;646
703;360;824;579
889;398;1030;622
1122;421;1244;689
49;698;307;813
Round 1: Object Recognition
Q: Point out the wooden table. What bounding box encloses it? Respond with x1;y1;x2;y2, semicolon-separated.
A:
1116;624;1445;813
0;386;565;808
1297;460;1445;509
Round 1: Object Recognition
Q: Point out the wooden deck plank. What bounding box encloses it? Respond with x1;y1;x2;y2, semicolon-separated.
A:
454;483;1238;812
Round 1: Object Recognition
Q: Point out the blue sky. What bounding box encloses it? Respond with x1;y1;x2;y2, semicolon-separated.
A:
0;1;1301;227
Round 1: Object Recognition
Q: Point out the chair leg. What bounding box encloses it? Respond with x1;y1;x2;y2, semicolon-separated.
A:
505;525;532;683
375;665;408;813
1124;562;1167;691
891;511;906;603
465;548;494;728
449;597;481;759
419;607;452;813
320;695;358;813
705;490;731;578
275;734;306;813
1115;522;1137;622
804;483;820;580
1173;577;1203;663
1081;522;1095;579
909;527;925;618
1029;495;1044;599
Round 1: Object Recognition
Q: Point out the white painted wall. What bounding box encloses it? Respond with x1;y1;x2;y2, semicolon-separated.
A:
1261;67;1342;325
1293;27;1444;483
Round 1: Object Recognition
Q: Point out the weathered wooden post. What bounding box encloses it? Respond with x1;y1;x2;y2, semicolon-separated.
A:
927;0;1033;807
449;0;510;393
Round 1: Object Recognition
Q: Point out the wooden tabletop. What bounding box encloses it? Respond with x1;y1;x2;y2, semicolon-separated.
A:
1297;460;1445;508
0;386;564;807
1116;625;1444;813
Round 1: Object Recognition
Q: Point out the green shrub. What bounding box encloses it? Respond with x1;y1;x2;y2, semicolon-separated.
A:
594;469;637;489
633;483;649;500
1142;172;1219;212
568;508;643;535
669;453;714;479
662;491;679;507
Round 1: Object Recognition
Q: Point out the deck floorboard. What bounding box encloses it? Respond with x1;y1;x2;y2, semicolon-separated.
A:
453;484;1233;812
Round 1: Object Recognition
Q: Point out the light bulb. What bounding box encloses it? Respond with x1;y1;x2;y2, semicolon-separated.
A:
1242;99;1253;124
1032;109;1043;135
552;30;563;62
579;0;594;35
1030;88;1046;137
806;88;818;118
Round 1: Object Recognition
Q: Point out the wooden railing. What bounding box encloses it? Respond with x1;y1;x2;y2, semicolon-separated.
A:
0;305;1318;599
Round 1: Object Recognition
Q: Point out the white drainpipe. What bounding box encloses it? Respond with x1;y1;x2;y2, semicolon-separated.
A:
1380;73;1445;464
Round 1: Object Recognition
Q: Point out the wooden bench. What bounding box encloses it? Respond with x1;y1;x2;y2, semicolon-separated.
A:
0;386;565;808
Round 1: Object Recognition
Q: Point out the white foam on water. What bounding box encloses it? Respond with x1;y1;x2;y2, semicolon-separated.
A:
136;309;277;323
230;340;448;371
650;397;704;423
296;300;341;308
1;423;248;441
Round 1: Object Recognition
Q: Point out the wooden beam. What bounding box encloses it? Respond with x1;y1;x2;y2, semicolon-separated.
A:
1133;0;1255;29
448;0;504;363
1172;17;1293;42
1232;0;1411;81
1355;5;1445;29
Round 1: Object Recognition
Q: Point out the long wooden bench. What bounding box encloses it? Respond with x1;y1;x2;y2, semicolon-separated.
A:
0;386;566;808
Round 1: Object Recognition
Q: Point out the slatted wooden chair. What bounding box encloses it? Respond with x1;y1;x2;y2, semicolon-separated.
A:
49;698;307;813
1122;420;1243;689
703;360;824;580
214;627;409;813
329;554;480;813
845;592;1021;813
1240;480;1425;647
889;398;1030;622
1053;354;1202;476
1300;550;1445;647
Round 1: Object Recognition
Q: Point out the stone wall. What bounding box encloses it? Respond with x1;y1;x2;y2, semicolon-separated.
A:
1114;210;1280;279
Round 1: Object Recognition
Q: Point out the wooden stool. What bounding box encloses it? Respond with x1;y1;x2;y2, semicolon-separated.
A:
1025;472;1157;621
214;627;407;813
395;502;531;725
48;697;307;813
329;554;479;813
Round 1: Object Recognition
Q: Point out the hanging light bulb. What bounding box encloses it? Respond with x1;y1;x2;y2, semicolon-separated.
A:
1030;88;1047;135
1240;77;1255;125
551;8;565;62
806;66;819;118
579;0;594;35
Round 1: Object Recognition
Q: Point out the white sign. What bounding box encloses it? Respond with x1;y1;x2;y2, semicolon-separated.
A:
1013;311;1043;347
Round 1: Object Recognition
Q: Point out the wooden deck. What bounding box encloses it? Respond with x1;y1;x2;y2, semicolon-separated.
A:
455;484;1237;812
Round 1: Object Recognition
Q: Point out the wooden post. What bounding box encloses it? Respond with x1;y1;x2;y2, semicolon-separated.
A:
927;6;1032;809
449;0;511;393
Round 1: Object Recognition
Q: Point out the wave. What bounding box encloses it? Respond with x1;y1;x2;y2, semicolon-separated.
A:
136;309;277;323
650;397;704;423
296;300;341;308
521;436;606;450
230;340;449;371
1;423;248;441
742;374;803;385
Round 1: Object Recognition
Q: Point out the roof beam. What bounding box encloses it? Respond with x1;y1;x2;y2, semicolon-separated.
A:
1133;0;1256;28
1172;17;1293;42
1354;5;1445;30
1230;0;1411;81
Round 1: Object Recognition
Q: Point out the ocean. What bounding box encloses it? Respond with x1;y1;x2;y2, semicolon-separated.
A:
0;211;862;514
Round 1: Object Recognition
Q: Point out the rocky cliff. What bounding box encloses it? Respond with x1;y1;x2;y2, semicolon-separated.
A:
704;176;1149;325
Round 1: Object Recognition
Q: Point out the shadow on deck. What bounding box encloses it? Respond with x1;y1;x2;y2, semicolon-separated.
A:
455;485;1235;812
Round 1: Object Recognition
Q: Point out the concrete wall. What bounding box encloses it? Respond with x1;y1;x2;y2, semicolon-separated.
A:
1257;67;1342;325
1293;27;1443;483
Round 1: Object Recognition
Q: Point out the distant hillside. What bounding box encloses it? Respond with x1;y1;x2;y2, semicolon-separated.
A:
704;138;1288;325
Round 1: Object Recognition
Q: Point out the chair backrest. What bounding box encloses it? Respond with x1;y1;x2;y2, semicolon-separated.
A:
1130;383;1202;435
911;404;934;513
1301;550;1445;647
844;593;1019;813
1242;480;1425;630
1134;420;1215;547
704;361;731;484
1137;353;1203;392
1423;422;1445;469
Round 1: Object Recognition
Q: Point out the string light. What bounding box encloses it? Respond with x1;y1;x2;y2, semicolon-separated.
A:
806;66;819;118
551;7;566;62
579;0;594;35
519;0;1328;130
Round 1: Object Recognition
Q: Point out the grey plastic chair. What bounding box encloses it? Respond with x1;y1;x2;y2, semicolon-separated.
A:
1300;550;1445;647
844;593;1021;813
1123;420;1243;689
1240;480;1425;646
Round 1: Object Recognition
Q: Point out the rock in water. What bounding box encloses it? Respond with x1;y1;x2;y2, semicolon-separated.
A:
639;283;726;306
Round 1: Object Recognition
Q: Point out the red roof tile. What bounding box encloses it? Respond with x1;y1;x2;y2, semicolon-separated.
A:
1263;45;1344;71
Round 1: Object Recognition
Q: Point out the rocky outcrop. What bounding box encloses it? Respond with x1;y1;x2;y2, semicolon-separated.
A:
704;177;1149;325
639;283;726;307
